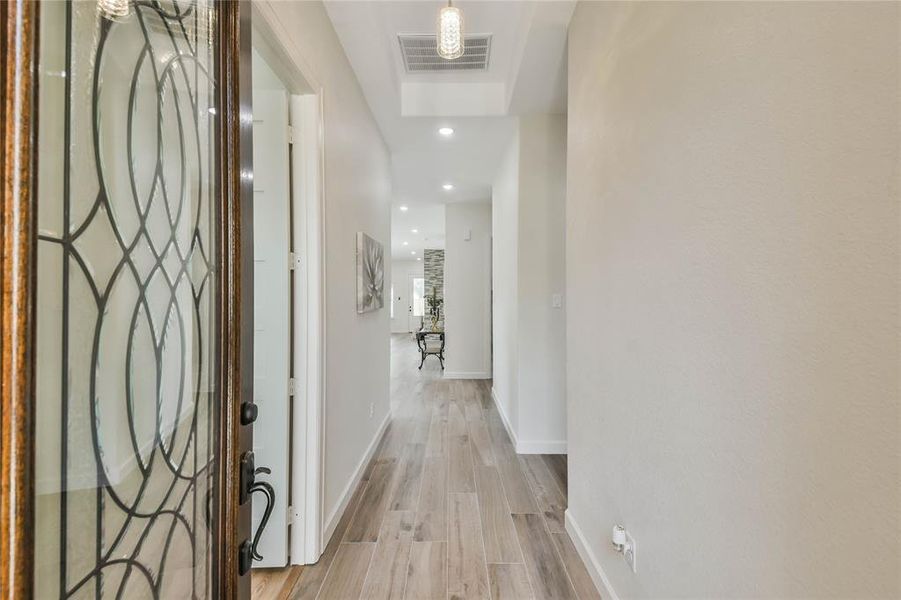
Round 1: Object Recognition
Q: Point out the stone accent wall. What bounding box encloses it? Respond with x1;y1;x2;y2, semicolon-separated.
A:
424;249;445;329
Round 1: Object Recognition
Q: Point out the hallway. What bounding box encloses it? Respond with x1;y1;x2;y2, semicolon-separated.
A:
283;334;598;599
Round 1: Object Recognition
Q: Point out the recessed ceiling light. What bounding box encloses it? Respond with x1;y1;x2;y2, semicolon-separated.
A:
399;205;408;211
411;228;419;233
438;127;454;136
417;257;422;261
442;183;454;191
411;251;416;255
403;241;409;246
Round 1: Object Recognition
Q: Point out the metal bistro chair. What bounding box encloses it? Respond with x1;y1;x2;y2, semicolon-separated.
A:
416;329;445;370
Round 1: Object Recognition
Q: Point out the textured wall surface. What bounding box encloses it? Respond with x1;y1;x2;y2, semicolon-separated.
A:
424;249;445;329
491;117;568;451
516;114;567;448
492;131;519;430
444;203;492;377
566;2;900;597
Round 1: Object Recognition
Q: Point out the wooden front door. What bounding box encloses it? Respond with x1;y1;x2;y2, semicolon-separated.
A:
0;1;254;597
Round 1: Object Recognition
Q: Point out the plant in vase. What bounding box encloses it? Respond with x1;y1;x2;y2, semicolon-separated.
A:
426;286;443;331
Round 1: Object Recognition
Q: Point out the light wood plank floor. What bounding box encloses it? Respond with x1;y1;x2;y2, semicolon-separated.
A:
253;566;304;600
259;334;599;600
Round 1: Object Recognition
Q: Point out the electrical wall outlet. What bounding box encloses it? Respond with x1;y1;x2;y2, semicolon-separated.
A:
624;531;637;573
369;402;375;418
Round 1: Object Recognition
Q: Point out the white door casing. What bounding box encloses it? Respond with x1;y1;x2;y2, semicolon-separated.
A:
290;92;326;565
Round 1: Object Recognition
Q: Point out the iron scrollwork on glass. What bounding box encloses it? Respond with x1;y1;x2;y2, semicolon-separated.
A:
36;0;220;597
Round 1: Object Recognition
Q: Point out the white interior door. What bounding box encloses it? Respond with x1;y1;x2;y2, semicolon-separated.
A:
251;71;291;566
410;275;425;332
391;272;410;333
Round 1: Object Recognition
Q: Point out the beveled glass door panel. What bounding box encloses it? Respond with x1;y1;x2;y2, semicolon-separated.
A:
35;1;220;597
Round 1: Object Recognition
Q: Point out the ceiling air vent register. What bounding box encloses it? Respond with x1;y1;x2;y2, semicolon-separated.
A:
398;34;492;73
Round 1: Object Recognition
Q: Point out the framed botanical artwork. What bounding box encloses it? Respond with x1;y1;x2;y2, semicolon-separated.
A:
356;232;385;313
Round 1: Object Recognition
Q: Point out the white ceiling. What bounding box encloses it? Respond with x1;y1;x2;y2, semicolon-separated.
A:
324;0;574;257
391;203;445;262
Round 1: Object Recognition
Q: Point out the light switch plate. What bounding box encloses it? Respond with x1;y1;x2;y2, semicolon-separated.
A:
551;293;563;309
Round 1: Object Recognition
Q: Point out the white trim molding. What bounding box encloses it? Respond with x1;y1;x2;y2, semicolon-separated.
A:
322;412;391;546
516;439;567;454
491;386;567;454
565;509;620;600
443;371;492;380
289;91;328;566
491;385;518;448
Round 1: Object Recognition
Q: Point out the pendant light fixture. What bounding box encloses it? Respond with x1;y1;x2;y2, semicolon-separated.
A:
437;1;464;60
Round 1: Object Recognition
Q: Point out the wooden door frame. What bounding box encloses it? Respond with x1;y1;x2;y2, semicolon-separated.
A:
216;0;255;598
0;1;38;598
0;1;254;598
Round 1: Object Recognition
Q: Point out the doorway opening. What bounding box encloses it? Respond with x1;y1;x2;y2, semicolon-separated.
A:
249;3;326;592
389;204;446;383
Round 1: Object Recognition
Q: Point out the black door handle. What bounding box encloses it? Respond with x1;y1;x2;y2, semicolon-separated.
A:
250;478;276;561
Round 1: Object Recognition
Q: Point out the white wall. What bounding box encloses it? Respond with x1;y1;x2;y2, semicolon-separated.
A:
391;259;423;333
255;0;392;542
517;115;567;449
444;202;493;378
491;116;568;453
566;2;900;598
491;133;519;430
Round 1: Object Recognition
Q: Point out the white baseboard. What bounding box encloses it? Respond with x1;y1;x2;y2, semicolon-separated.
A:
516;439;567;454
490;386;518;448
322;411;391;545
490;386;567;455
565;509;620;600
443;371;491;380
